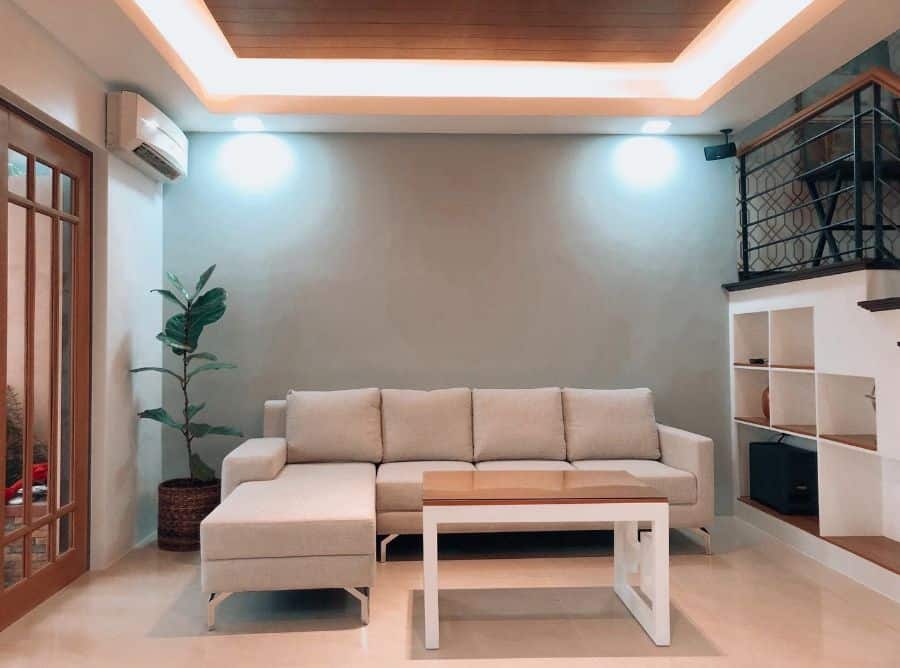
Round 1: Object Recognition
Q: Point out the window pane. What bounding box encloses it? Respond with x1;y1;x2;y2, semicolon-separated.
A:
3;539;24;589
32;213;53;521
60;173;74;214
58;222;74;507
7;148;26;196
5;204;27;533
35;161;53;207
30;525;50;574
57;513;72;556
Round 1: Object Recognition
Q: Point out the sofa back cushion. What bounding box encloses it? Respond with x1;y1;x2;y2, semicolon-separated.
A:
381;388;473;462
473;388;566;461
563;388;660;460
285;388;383;463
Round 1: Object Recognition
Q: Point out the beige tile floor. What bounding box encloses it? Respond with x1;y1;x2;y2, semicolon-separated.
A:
1;518;898;668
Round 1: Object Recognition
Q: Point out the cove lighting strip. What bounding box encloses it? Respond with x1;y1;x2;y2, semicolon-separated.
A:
129;0;814;101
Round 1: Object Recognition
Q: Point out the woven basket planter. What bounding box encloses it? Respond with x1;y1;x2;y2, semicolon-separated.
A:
158;478;220;552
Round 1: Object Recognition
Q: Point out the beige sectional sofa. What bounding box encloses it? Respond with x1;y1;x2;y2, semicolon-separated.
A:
200;387;713;629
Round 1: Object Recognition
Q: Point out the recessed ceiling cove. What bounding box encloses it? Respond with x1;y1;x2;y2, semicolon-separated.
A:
203;0;731;63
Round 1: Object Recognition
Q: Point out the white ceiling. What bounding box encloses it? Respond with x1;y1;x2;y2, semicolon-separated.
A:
13;0;900;136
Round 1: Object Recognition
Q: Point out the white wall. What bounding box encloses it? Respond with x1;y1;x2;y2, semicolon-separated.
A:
1;0;163;569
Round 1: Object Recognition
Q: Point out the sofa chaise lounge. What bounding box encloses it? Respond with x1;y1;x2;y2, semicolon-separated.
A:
200;387;713;629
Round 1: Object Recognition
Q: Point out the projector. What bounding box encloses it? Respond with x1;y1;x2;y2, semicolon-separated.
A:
704;129;736;161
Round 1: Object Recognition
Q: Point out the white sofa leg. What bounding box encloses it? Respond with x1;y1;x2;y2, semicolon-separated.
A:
207;592;233;631
379;534;398;563
345;587;370;625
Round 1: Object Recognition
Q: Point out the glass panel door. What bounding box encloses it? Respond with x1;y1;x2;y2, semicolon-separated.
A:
0;105;91;629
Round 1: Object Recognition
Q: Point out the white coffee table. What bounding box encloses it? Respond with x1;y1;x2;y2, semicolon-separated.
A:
421;469;670;649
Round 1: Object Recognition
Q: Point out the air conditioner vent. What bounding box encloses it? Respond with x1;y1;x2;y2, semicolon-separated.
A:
133;143;181;181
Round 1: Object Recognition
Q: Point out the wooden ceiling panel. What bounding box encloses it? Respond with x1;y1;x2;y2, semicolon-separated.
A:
204;0;732;62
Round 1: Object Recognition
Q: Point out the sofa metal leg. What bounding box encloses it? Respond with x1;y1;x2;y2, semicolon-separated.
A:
345;587;370;625
207;592;233;631
380;534;398;563
684;527;712;555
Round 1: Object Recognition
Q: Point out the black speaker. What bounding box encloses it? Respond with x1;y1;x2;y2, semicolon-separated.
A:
749;441;818;515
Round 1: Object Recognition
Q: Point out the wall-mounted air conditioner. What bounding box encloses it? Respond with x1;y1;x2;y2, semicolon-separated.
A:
106;91;188;182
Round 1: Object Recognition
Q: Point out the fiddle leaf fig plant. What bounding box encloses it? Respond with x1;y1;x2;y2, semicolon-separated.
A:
131;265;242;482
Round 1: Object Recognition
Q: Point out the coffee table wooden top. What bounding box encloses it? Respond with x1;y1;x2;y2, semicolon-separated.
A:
422;470;666;506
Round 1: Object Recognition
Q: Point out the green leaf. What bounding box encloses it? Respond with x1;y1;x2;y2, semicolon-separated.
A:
186;362;237;382
189;423;242;438
186;351;218;364
166;271;191;303
156;332;192;353
129;366;184;382
190;287;227;327
185;402;206;420
151;289;186;310
137;407;182;430
194;265;216;298
190;453;216;482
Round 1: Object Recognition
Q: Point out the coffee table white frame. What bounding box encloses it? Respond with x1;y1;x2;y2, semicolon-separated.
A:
422;501;670;649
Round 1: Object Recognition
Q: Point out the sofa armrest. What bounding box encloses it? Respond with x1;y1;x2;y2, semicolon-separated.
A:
658;424;714;526
221;437;287;500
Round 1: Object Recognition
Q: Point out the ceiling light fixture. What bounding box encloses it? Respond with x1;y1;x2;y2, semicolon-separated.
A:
641;120;671;134
233;116;264;132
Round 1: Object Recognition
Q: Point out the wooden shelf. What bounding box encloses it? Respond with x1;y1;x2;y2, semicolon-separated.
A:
739;497;900;575
738;497;820;536
819;434;877;452
773;424;817;437
857;297;900;312
735;416;770;427
825;536;900;575
770;364;815;373
734;362;768;370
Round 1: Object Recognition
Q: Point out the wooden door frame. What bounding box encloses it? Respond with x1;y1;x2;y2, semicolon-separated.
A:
0;98;93;630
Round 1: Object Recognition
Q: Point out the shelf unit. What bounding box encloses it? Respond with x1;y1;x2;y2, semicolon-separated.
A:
731;302;900;584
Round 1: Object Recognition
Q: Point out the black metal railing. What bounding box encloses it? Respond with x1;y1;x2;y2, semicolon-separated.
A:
736;68;900;281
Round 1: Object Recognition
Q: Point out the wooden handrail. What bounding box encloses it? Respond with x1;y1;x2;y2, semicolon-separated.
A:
738;67;900;157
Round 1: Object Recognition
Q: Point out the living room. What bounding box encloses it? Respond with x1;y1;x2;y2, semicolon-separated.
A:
1;1;899;666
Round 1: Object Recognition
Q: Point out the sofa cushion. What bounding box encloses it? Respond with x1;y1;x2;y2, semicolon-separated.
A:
473;388;566;461
285;388;382;463
571;459;696;505
376;461;475;512
201;463;376;561
563;388;660;460
381;388;473;462
475;460;575;471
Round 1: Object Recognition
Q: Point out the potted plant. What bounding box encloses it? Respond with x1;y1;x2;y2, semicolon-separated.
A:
131;265;242;551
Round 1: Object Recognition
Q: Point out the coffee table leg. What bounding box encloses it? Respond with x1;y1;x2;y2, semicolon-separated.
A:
423;511;439;650
614;513;670;647
651;510;670;646
614;521;638;588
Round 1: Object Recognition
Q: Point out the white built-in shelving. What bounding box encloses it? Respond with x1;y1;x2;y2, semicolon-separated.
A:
729;273;900;587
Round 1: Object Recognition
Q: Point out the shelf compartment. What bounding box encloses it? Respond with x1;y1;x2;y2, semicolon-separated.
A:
733;366;771;427
770;307;815;369
817;440;882;537
816;373;877;453
733;311;769;366
770;369;816;434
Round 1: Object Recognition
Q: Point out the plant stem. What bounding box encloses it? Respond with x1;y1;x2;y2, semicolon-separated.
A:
182;299;193;481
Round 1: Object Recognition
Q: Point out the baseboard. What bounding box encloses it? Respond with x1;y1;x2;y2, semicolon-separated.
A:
135;531;158;549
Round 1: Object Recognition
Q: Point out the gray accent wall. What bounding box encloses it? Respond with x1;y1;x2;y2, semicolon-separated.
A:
163;132;737;512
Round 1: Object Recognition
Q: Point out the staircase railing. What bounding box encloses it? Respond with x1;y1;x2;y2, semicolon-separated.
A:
736;67;900;282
